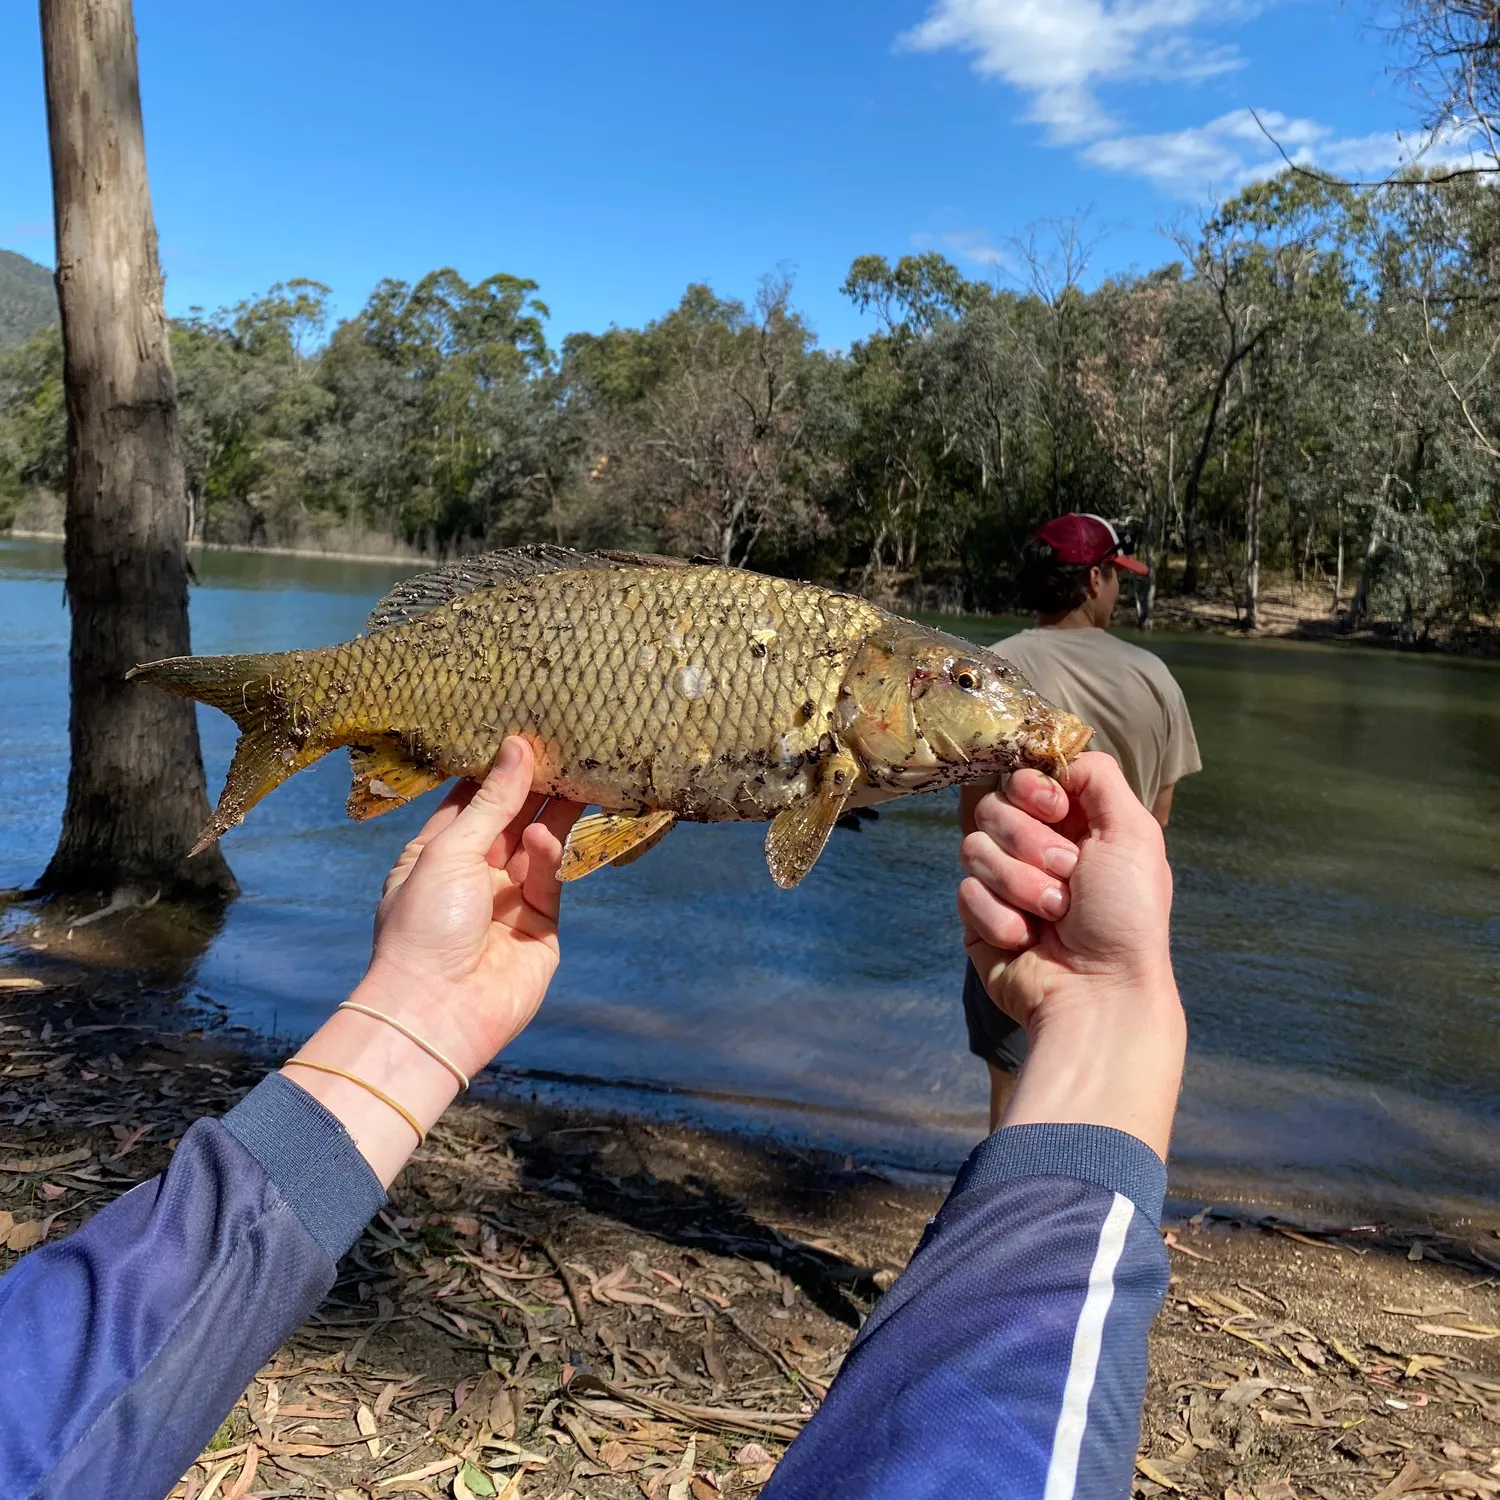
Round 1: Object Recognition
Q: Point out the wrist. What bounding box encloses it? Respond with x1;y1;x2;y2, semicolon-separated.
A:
1002;982;1186;1161
285;999;465;1187
348;969;500;1083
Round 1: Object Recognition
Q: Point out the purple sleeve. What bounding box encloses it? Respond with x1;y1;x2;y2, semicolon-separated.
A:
762;1124;1169;1500
0;1073;385;1500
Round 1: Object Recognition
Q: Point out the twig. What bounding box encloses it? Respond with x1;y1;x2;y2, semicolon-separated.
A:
1248;107;1497;189
537;1239;592;1333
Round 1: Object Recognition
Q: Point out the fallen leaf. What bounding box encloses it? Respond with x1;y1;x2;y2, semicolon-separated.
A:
5;1219;42;1252
1331;1337;1362;1369
598;1438;633;1470
735;1444;772;1467
0;977;47;992
224;1444;260;1500
1416;1323;1499;1340
196;1458;237;1500
1372;1460;1431;1500
0;1147;89;1174
1134;1457;1185;1493
38;1182;66;1200
357;1401;381;1458
454;1460;496;1499
1163;1230;1215;1262
1252;1479;1295;1500
375;1455;462;1490
0;1210;12;1242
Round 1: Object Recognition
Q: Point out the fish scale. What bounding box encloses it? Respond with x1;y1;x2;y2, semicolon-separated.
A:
128;547;1090;887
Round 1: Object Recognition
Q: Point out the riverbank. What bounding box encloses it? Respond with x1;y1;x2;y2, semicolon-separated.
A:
9;526;1497;657
1144;578;1500;658
6;527;427;566
2;933;1497;1500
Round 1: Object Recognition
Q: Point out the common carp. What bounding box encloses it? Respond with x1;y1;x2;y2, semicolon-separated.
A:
129;546;1091;888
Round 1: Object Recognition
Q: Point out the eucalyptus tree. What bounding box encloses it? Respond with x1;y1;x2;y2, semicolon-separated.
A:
38;0;232;900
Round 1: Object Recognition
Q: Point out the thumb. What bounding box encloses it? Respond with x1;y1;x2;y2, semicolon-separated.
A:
964;930;1030;1029
433;737;536;860
1059;751;1147;838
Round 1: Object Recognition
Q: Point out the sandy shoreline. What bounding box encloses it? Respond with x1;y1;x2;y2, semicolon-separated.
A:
1;920;1497;1499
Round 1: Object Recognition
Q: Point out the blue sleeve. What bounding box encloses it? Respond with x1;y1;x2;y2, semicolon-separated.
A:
762;1124;1169;1500
0;1073;386;1500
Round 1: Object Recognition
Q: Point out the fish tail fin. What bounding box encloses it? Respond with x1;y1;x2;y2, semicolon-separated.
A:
128;651;335;853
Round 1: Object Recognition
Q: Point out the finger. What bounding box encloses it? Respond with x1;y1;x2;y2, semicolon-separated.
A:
957;874;1038;951
961;833;1071;921
971;795;1080;878
517;817;568;920
434;737;536;860
482;791;550;870
398;777;472;855
1050;751;1149;840
1004;769;1069;824
963;929;1011;1002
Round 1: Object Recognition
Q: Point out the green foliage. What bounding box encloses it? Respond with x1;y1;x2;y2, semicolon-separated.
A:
0;251;57;352
0;324;65;525
3;174;1497;639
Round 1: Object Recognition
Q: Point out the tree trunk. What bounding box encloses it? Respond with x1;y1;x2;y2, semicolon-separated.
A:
1333;500;1344;612
1242;410;1264;631
38;0;234;900
1347;524;1382;631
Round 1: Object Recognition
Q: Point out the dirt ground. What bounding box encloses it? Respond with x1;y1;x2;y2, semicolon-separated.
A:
1142;576;1500;657
2;941;1498;1500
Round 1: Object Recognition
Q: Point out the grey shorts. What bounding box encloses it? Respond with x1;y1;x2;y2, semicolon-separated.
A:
961;959;1030;1074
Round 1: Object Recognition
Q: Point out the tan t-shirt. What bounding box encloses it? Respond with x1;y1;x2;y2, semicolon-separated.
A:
996;627;1201;808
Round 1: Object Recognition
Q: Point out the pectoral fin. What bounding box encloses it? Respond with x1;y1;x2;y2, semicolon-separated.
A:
764;748;861;890
347;740;447;820
560;809;678;881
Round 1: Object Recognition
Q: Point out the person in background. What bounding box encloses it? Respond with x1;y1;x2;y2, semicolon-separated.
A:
960;512;1201;1130
0;740;1185;1500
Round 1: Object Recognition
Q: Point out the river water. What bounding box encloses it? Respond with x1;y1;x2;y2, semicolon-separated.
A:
2;538;1497;1211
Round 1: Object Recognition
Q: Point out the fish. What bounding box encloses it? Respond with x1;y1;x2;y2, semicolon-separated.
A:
128;545;1092;888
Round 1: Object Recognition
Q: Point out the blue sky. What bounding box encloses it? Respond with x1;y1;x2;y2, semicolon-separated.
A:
1;0;1427;350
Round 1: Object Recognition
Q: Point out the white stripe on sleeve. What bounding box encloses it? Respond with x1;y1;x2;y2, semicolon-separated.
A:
1042;1191;1137;1500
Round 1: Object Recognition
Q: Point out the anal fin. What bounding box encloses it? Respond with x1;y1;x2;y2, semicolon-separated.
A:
764;747;861;889
560;809;677;882
347;740;447;820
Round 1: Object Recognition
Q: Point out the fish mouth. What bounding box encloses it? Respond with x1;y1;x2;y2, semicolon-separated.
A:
1025;714;1093;781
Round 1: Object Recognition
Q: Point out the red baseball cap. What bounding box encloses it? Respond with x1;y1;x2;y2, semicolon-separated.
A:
1032;513;1150;576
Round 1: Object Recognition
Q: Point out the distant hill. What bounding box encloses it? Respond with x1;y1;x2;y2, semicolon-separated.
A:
0;250;58;351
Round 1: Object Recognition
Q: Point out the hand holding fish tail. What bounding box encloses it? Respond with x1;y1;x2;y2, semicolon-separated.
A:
958;750;1185;1160
284;738;582;1184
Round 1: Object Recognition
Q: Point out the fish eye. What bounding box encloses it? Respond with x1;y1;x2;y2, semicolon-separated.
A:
954;668;980;691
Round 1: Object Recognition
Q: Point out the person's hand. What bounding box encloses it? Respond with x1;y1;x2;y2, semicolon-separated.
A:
958;751;1185;1156
356;736;583;1075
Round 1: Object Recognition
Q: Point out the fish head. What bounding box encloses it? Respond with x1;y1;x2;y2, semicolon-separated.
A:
836;625;1092;792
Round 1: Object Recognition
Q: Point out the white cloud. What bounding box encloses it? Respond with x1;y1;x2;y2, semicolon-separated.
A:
913;228;1012;267
899;0;1241;143
1081;108;1488;196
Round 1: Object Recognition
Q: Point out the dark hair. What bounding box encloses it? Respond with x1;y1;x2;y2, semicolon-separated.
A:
1016;536;1114;615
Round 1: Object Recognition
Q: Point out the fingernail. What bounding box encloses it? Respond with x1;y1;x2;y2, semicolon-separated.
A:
498;738;523;772
1042;845;1078;878
1038;885;1066;918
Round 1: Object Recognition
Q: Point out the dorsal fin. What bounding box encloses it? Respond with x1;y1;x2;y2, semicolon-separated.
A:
365;545;691;632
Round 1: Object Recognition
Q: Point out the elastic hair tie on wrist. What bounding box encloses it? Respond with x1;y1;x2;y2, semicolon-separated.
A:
282;1059;426;1145
336;1001;471;1092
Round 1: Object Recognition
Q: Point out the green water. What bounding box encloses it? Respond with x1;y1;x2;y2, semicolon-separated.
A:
2;538;1497;1209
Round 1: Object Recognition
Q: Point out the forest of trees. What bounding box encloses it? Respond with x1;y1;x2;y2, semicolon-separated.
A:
4;170;1499;644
